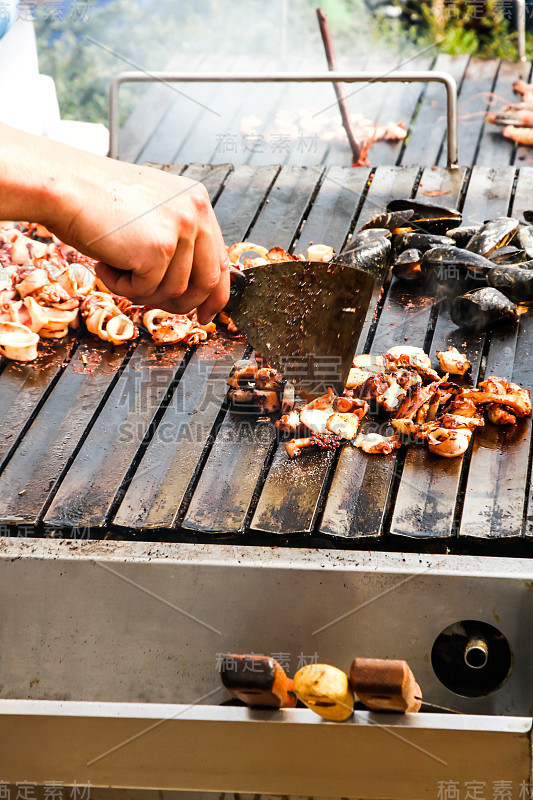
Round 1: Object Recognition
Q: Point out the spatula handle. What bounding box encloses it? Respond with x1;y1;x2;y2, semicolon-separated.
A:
224;266;247;314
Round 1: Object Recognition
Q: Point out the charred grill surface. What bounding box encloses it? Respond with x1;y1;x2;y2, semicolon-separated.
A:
1;163;533;554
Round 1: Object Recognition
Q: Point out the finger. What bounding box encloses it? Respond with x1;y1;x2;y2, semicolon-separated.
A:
94;261;137;297
150;227;196;310
95;253;168;302
155;224;221;315
196;247;231;324
188;224;222;295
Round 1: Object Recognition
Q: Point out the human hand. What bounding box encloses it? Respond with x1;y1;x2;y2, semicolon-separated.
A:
56;160;230;324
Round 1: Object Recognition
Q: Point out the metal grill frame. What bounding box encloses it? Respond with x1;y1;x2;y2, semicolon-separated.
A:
108;70;459;167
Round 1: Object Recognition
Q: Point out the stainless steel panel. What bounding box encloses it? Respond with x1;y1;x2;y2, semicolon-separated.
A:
0;539;532;715
0;700;530;795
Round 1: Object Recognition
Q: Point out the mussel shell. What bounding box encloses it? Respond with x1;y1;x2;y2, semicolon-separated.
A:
488;246;526;265
421;245;495;281
466;217;519;257
517;224;533;260
523;210;533;225
336;237;391;278
387;198;462;220
358;210;414;232
386;198;462;234
392;248;423;281
344;228;391;251
488;265;533;301
447;225;480;248
393;232;454;255
450;287;520;330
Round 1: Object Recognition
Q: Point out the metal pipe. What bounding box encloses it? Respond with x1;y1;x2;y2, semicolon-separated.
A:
511;0;527;64
464;637;489;669
109;70;459;168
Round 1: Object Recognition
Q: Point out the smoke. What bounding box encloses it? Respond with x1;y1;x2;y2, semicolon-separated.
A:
34;0;422;160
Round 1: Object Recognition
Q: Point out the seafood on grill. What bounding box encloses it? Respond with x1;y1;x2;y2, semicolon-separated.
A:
393;232;455;255
515;224;533;260
488;264;533;301
488;246;526;266
227;344;531;460
448;226;480;249
354;432;402;454
337;235;391;277
450;287;521;331
466;218;519;258
486;81;533;144
386;199;462;235
0;321;39;361
436;346;471;376
0;220;219;360
426;426;474;458
359;209;415;233
0;222;339;362
420;246;495;281
392;248;423;281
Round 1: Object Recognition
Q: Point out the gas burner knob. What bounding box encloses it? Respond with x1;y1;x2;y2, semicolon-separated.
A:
431;620;512;697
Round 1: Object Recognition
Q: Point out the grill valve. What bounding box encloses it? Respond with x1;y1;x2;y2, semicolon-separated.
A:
349;657;422;712
219;654;296;708
220;656;423;721
293;664;355;721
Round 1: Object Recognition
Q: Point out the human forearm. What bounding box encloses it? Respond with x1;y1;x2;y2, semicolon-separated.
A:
0;123;230;321
0;122;71;227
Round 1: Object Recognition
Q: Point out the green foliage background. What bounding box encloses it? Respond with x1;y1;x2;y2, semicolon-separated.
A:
34;0;522;126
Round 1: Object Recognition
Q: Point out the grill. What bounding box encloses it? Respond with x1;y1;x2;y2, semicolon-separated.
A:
2;162;533;793
0;162;531;547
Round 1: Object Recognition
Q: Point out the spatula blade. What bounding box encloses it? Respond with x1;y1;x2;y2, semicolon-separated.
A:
228;260;375;395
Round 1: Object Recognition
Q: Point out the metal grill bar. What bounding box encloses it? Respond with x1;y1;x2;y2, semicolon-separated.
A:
108;70;459;168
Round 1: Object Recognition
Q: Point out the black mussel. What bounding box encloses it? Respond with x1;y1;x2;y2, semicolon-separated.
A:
447;225;480;248
517;224;533;260
344;228;391;251
358;209;414;232
488;265;533;301
450;287;520;330
386;198;462;234
393;232;454;255
488;246;526;265
392;248;423;281
466;217;519;257
523;210;533;224
421;245;495;281
336;237;391;278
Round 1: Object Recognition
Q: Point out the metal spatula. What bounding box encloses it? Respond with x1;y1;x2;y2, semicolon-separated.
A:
225;260;375;396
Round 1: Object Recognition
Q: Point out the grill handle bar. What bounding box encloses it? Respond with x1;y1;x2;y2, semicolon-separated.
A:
109;70;459;168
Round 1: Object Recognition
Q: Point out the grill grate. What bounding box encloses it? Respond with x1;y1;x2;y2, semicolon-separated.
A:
0;162;532;551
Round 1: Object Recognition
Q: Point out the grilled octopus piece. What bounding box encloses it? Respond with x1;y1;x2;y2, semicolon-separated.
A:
436;346;471;376
354;432;401;454
286;433;342;458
